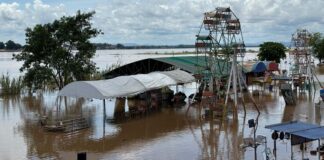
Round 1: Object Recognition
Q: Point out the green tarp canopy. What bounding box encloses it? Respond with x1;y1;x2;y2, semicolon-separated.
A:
104;56;247;79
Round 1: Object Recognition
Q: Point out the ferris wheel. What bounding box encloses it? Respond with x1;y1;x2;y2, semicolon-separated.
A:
195;7;246;84
196;7;245;60
195;7;259;115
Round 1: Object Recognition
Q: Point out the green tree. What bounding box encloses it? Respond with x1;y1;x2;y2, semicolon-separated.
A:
116;43;124;49
0;42;4;49
14;11;102;90
5;40;17;50
310;32;324;63
4;40;22;50
257;42;286;63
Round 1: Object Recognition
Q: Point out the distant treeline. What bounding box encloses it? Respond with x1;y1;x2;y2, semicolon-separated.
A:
93;43;266;50
0;40;264;51
0;40;22;51
93;43;195;50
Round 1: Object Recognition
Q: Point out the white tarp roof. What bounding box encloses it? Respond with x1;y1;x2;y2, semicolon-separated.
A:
159;69;196;84
58;70;195;99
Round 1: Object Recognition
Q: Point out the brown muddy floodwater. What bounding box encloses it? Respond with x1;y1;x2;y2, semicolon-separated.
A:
1;83;324;160
1;49;324;160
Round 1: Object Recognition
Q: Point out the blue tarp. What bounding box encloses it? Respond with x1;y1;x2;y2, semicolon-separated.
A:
243;61;267;73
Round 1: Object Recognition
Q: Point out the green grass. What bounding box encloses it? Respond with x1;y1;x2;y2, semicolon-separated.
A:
0;74;24;95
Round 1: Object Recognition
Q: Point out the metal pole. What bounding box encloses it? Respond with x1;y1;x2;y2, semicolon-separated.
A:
237;66;246;116
254;125;257;160
319;139;321;160
225;64;233;105
233;54;238;108
291;141;293;160
103;99;106;119
302;143;304;160
274;140;277;159
264;137;268;160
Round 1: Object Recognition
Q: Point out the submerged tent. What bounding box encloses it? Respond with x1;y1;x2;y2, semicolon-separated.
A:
58;70;195;99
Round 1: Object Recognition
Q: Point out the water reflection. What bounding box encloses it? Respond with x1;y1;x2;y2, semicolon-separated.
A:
185;101;244;160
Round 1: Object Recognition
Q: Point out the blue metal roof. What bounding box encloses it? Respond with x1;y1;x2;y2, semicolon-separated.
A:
292;126;324;140
265;121;319;133
265;121;324;140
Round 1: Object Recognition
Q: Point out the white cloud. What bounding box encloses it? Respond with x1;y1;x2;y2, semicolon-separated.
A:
0;0;66;44
0;0;324;45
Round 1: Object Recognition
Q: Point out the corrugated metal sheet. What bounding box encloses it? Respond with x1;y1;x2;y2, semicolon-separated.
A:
291;126;324;140
265;121;319;133
104;56;247;79
154;56;244;78
265;121;324;141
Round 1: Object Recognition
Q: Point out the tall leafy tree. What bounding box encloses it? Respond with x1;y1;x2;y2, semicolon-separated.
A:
14;11;102;90
310;32;324;63
0;42;4;49
257;42;286;63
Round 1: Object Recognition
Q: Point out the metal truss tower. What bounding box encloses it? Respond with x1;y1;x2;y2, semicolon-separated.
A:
289;29;320;93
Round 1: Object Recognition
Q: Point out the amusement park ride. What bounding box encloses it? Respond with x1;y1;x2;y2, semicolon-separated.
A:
289;29;322;94
195;7;259;115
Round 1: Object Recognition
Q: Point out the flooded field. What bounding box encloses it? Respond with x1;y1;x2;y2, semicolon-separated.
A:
1;49;324;160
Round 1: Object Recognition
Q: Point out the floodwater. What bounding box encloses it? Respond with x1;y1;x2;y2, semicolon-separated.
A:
0;48;324;160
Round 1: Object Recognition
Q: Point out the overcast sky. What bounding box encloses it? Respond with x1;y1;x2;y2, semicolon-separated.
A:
0;0;323;45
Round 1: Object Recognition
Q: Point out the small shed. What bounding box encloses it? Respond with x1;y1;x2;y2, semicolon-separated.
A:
243;61;267;84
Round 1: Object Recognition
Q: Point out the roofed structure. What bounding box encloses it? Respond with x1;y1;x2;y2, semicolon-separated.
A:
104;56;245;79
59;70;195;99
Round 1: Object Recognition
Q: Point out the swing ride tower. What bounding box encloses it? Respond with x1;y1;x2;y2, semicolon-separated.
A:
195;7;259;115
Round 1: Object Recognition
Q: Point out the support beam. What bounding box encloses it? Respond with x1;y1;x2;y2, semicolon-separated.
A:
318;139;321;160
291;141;293;160
225;64;233;106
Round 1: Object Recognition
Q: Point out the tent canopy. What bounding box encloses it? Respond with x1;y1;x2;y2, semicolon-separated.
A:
58;70;195;99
